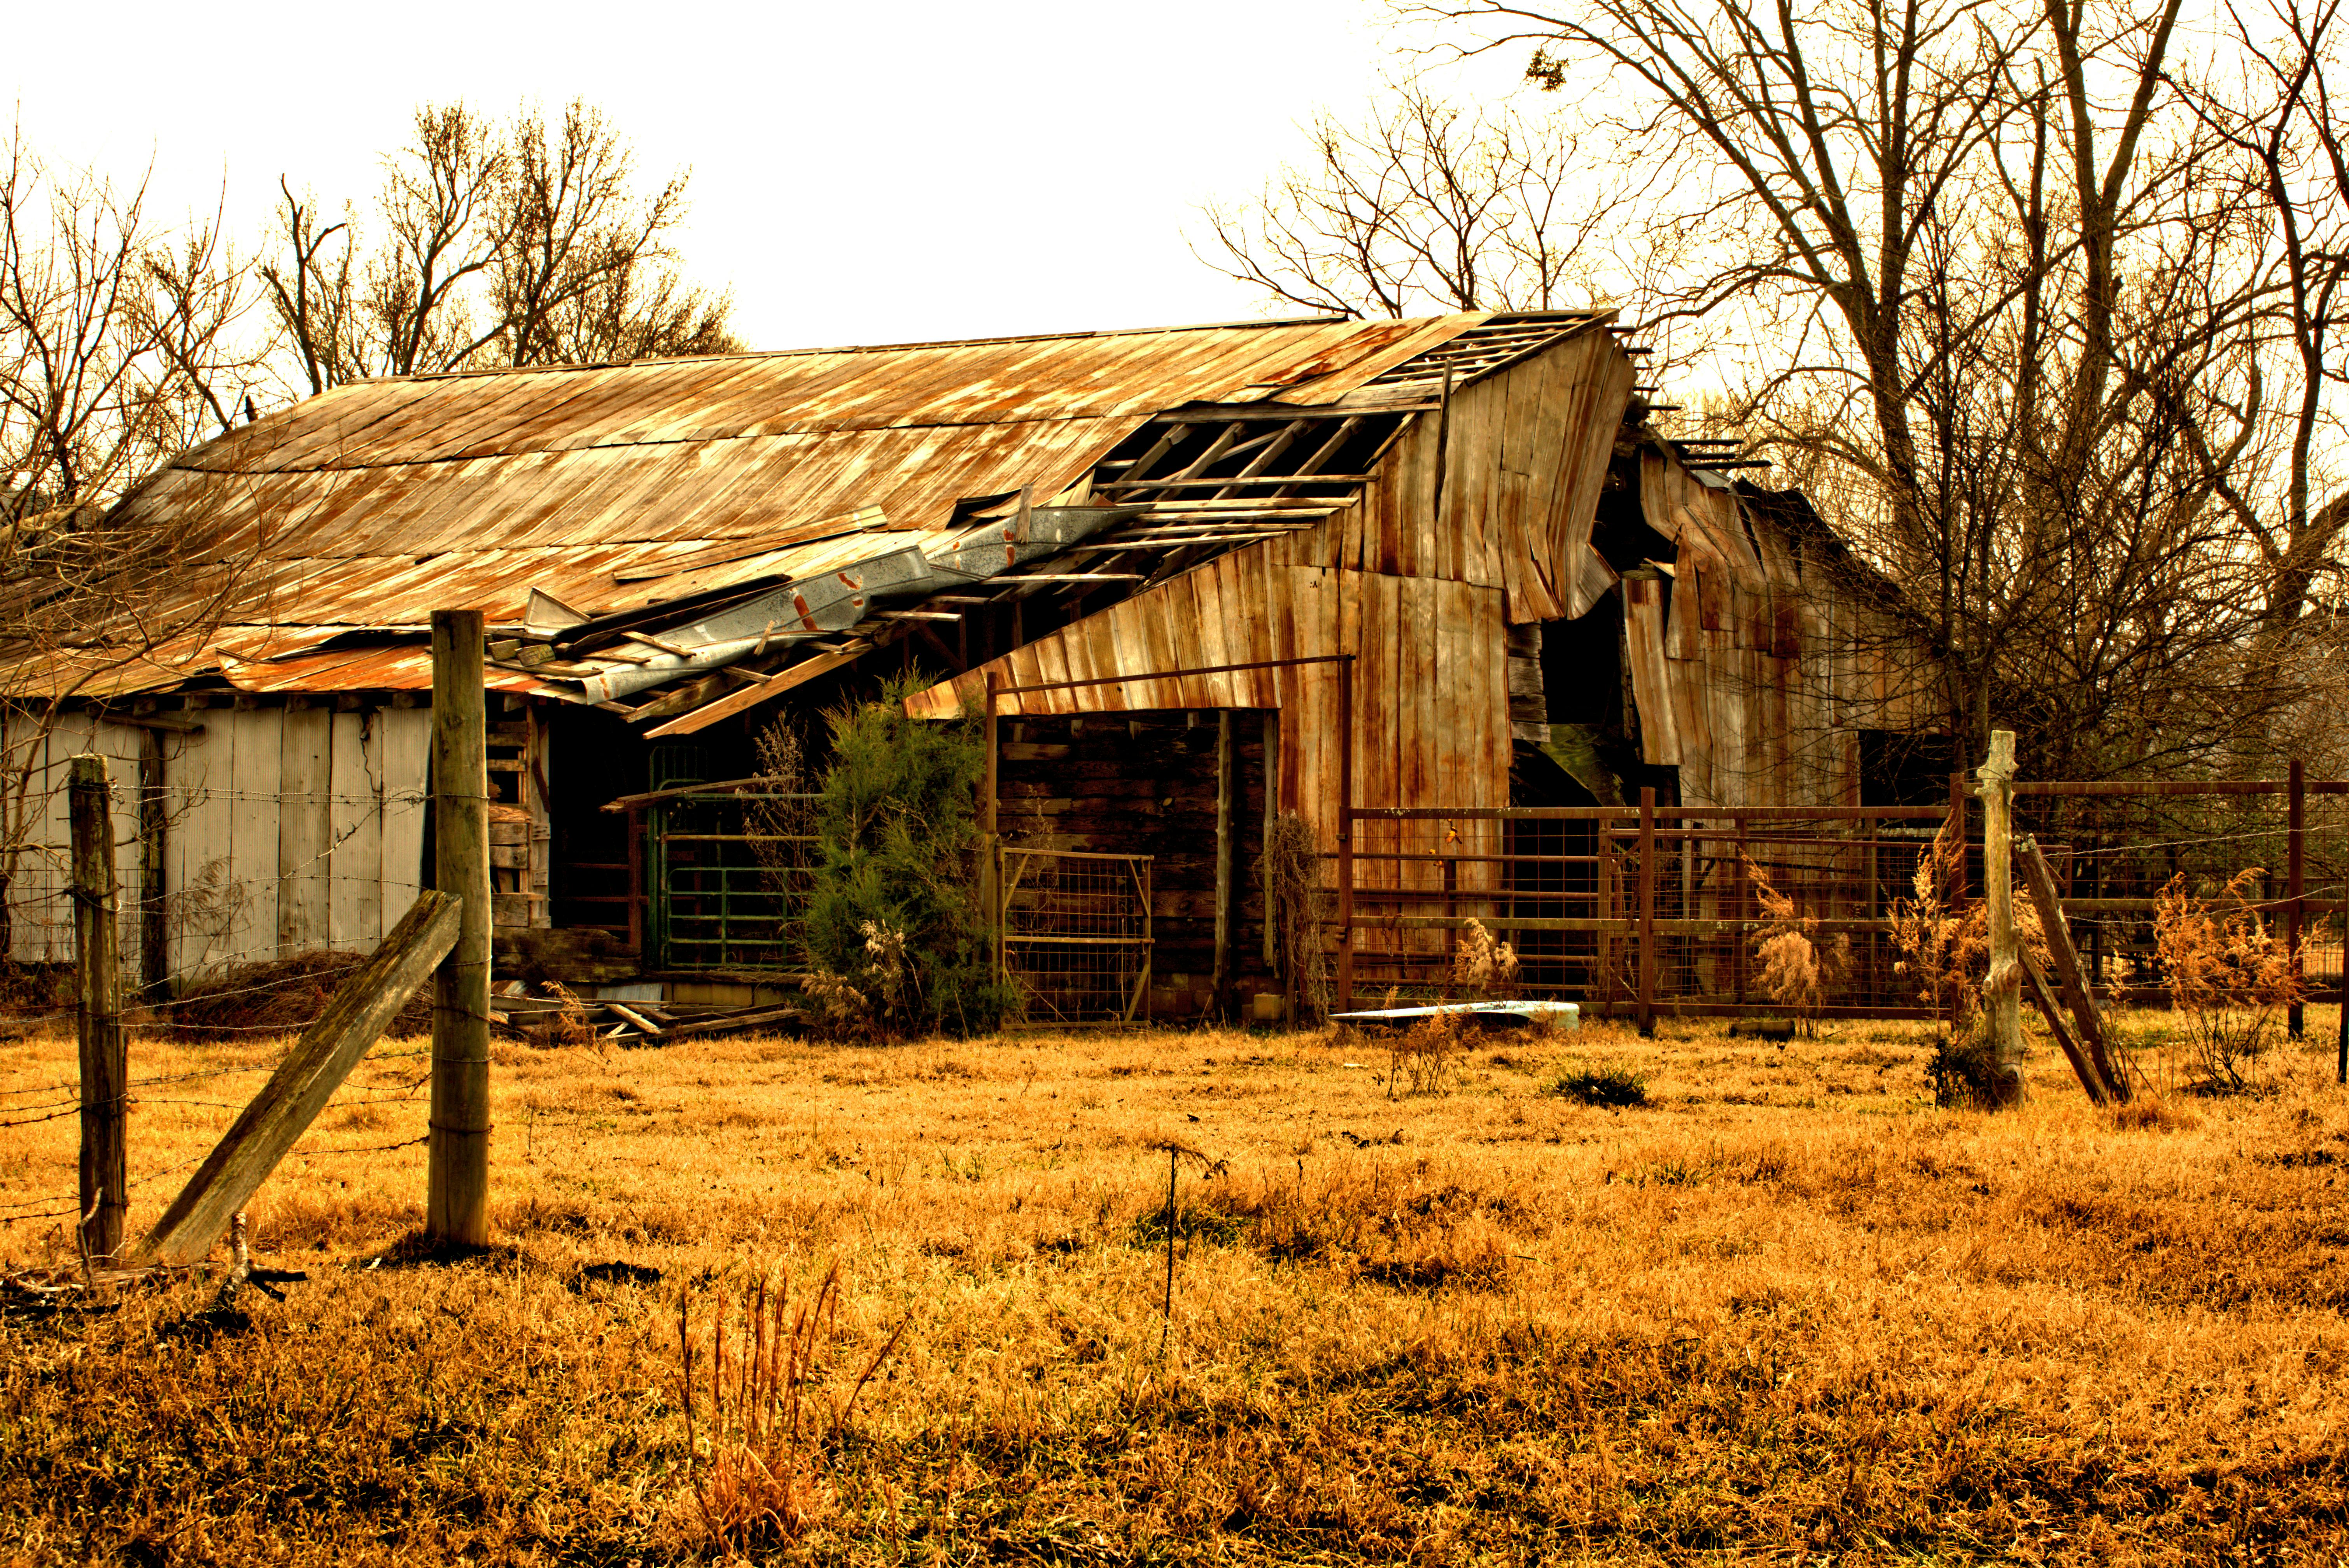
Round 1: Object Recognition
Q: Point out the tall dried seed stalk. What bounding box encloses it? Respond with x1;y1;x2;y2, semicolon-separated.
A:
674;1261;907;1554
1742;856;1849;1034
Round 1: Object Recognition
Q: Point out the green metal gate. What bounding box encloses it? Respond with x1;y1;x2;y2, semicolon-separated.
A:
646;745;814;971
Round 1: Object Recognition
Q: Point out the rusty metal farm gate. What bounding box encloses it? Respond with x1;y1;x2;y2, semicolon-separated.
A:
1331;771;2349;1028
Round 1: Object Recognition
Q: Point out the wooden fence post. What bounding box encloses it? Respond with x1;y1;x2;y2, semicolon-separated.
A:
70;754;126;1265
1637;786;1656;1038
428;610;493;1246
2288;758;2305;1041
981;670;1001;980
135;892;463;1266
1977;731;2023;1103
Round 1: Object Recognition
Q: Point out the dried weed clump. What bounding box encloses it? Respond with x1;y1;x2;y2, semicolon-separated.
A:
1887;826;2055;1106
1380;921;1523;1098
803;921;911;1039
1263;811;1332;1016
674;1262;905;1553
2155;868;2306;1094
1743;856;1850;1033
1388;1007;1469;1097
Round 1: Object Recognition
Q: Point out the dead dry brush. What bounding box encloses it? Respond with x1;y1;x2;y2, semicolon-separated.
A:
2153;868;2307;1094
1385;919;1521;1098
1740;854;1850;1034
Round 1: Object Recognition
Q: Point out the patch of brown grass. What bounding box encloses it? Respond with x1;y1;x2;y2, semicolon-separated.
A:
2;1010;2347;1563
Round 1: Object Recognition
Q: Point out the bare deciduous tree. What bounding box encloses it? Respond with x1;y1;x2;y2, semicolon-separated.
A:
1216;0;2349;781
0;133;270;957
1197;77;1665;318
262;99;738;394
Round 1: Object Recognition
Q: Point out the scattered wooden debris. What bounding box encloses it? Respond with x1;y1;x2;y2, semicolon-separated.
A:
492;987;806;1047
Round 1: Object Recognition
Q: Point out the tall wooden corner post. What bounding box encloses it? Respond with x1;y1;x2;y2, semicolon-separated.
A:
428;610;492;1245
1976;730;2025;1104
980;670;1001;978
70;754;126;1264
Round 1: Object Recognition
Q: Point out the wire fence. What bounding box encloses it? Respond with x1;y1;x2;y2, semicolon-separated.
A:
1329;774;2349;1022
998;850;1153;1025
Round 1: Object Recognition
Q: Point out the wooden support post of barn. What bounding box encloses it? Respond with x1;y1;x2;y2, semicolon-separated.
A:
1336;658;1355;1014
1260;709;1281;978
428;610;494;1246
1637;787;1657;1038
70;754;126;1265
981;670;1002;976
1213;710;1236;1021
2288;758;2305;1041
134;892;463;1266
1976;731;2023;1103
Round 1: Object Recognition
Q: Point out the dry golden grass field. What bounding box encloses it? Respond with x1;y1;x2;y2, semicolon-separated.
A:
6;1009;2349;1565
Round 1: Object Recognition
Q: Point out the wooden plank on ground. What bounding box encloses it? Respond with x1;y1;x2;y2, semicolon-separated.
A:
132;891;463;1267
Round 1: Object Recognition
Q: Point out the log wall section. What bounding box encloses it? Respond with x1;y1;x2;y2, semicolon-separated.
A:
996;713;1270;1017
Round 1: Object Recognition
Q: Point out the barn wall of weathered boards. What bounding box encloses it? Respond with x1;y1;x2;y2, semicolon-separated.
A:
1;308;1939;1005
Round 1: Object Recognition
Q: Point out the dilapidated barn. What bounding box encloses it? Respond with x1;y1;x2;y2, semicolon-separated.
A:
0;310;1932;1013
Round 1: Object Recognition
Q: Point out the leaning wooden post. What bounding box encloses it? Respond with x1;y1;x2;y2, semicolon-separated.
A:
1637;786;1657;1038
135;892;462;1266
2287;758;2305;1041
427;611;492;1246
2016;834;2124;1102
70;754;127;1265
1976;731;2023;1103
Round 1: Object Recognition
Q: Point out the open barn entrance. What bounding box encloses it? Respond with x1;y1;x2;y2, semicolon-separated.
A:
993;709;1273;1021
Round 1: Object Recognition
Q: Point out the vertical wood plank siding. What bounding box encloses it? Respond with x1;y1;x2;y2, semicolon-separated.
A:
7;705;432;976
1639;449;1932;807
908;334;1637;865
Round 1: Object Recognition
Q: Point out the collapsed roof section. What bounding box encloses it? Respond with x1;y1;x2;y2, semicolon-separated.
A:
24;309;1620;735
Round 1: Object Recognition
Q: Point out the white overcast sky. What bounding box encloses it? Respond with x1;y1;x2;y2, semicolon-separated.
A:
7;0;1524;352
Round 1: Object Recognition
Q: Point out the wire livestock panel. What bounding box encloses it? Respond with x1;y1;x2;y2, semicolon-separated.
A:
1334;780;2349;1021
1339;807;1947;1016
2011;780;2348;1008
998;850;1152;1025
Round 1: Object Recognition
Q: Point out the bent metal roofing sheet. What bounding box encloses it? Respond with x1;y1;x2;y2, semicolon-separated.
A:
25;310;1617;706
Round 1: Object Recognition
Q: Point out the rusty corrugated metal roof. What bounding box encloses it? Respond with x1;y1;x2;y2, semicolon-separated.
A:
22;310;1617;705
